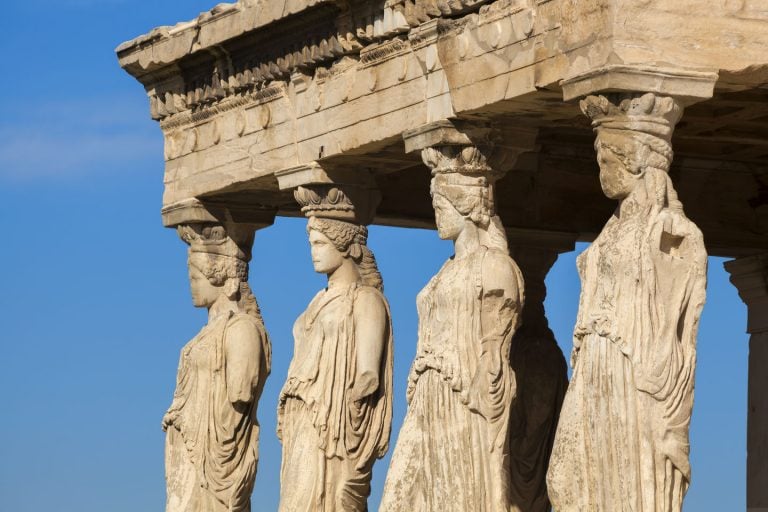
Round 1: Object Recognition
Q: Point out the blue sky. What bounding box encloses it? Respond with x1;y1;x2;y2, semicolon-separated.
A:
0;2;750;511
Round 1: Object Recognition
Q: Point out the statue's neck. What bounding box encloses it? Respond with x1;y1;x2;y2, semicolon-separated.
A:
327;258;361;289
454;220;480;260
208;295;239;322
616;180;651;221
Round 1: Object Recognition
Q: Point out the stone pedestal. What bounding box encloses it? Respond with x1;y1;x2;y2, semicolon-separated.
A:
725;254;768;512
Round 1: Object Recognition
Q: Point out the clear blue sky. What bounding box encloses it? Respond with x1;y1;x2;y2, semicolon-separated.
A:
0;2;750;511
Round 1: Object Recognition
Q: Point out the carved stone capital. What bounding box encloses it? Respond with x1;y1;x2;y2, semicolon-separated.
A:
403;120;495;153
561;65;718;106
421;145;497;179
580;92;686;178
276;163;381;225
404;120;538;178
161;197;276;230
176;222;254;264
161;198;275;265
725;254;768;334
581;92;683;142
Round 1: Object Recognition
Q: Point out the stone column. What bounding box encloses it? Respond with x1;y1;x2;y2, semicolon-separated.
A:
380;121;542;512
274;165;393;512
725;254;768;512
159;198;275;512
546;92;708;512
506;232;573;512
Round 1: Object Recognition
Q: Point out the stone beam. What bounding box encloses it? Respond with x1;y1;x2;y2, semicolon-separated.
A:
160;197;276;230
561;65;719;105
725;254;768;512
118;0;768;210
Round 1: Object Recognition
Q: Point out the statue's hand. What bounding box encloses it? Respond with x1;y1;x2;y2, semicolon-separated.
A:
161;411;177;432
349;370;379;403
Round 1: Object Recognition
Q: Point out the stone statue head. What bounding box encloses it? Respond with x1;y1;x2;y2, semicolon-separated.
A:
424;146;508;251
431;174;493;240
177;223;252;309
582;93;680;201
296;186;384;290
307;216;366;272
593;131;674;200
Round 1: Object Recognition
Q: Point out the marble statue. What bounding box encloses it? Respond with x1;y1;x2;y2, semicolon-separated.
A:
380;145;525;512
547;93;708;512
507;246;568;512
278;185;394;512
163;223;271;512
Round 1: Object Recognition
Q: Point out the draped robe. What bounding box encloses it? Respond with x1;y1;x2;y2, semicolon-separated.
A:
165;312;271;512
380;246;524;512
547;201;707;512
278;283;394;512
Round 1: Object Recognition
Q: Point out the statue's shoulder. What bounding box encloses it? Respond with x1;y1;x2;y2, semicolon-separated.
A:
480;247;522;296
481;247;519;277
354;284;388;307
482;247;516;267
225;312;266;339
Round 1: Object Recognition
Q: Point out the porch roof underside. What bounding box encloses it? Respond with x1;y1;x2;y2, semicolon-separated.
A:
201;87;768;258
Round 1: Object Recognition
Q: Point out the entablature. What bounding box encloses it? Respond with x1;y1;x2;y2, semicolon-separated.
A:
118;0;768;258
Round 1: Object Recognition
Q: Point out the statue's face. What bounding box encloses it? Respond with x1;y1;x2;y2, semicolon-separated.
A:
432;191;465;241
596;139;638;200
309;228;345;275
188;259;221;308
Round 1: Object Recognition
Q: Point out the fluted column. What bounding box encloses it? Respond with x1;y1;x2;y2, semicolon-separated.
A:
159;198;275;512
725;254;768;512
547;92;708;512
506;234;573;512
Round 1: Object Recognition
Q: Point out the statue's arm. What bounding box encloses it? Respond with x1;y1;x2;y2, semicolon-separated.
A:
224;318;264;405
462;252;521;417
480;252;521;340
350;288;388;402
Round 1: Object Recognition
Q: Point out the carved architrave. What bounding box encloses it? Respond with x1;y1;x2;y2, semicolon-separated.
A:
381;143;526;511
277;183;393;512
547;93;708;512
163;220;271;512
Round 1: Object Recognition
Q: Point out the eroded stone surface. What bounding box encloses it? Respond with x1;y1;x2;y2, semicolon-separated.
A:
117;0;768;255
380;144;525;511
547;93;708;512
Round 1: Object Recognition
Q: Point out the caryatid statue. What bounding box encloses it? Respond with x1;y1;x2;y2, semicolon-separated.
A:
163;222;271;512
547;93;707;512
277;184;394;512
380;145;525;512
507;245;569;512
